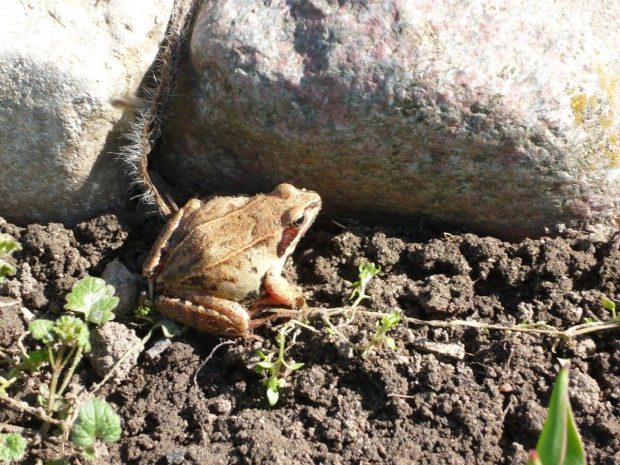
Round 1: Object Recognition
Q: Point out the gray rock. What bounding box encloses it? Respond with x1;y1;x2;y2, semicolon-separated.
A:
412;338;465;360
89;322;144;382
102;259;139;317
157;0;620;239
166;448;186;465
0;0;175;225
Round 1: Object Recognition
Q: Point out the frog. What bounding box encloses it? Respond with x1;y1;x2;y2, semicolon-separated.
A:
142;183;322;337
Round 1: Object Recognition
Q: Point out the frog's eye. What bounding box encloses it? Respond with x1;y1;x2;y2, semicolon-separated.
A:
290;214;305;228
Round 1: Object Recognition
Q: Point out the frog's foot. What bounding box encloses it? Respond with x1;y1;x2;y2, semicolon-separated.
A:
248;311;298;329
254;271;306;309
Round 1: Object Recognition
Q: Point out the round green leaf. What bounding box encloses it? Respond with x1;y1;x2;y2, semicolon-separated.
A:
28;319;55;343
71;398;122;449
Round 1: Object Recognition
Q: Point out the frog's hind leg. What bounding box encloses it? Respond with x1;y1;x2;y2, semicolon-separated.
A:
142;199;203;280
154;292;250;337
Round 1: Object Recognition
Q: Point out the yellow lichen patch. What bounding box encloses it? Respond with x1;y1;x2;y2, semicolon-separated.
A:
601;110;613;130
570;94;588;125
604;148;620;167
598;64;619;107
569;65;619;168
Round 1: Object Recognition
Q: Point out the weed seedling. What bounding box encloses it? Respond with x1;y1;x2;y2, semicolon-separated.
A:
349;262;381;310
527;359;586;465
135;300;185;338
0;234;21;283
362;310;401;358
321;262;401;357
27;277;118;426
601;297;618;320
255;323;304;406
0;276;124;460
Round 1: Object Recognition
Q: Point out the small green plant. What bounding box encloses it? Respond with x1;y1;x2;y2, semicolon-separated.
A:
135;300;185;338
601;297;617;320
362;310;401;358
321;262;400;357
0;433;27;463
27;277;118;423
256;323;304;406
350;262;381;309
0;234;21;283
527;358;586;465
0;276;124;461
71;398;122;459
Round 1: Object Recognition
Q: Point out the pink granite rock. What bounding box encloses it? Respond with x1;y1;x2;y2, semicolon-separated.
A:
157;0;620;239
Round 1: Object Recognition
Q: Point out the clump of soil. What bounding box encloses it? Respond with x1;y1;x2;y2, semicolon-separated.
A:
1;214;620;464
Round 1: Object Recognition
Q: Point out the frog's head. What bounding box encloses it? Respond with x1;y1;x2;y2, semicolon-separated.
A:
269;183;321;259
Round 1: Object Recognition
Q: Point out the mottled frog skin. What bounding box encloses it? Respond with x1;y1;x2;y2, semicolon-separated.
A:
142;184;321;337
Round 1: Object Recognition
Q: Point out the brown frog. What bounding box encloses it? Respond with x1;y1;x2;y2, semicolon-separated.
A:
142;184;321;337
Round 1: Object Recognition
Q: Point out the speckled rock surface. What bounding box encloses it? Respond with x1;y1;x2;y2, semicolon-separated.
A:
157;0;620;239
89;322;144;382
0;0;175;225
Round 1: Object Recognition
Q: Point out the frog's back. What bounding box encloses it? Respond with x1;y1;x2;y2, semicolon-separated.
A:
157;194;280;301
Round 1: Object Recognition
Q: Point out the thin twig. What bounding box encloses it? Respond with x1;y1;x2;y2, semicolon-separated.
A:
192;340;235;389
387;393;416;399
0;393;63;426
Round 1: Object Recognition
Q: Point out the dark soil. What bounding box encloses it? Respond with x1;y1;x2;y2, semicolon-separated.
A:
2;213;620;464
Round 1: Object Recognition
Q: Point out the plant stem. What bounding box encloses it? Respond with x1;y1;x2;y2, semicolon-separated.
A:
320;307;620;339
57;346;83;399
46;343;67;418
320;314;366;352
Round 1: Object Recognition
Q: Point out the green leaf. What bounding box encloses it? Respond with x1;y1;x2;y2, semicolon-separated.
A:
135;304;152;317
536;359;586;465
266;387;279;406
160;318;184;338
71;398;122;449
0;260;16;283
385;337;397;350
0;235;21;284
28;319;55;343
601;297;616;311
256;361;274;371
0;433;27;462
64;277;118;325
289;362;304;371
20;348;50;372
82;447;97;459
53;316;88;345
0;235;21;256
386;311;401;327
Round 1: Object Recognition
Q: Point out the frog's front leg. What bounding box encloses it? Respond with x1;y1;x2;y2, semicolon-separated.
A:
154;291;250;337
250;271;308;318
